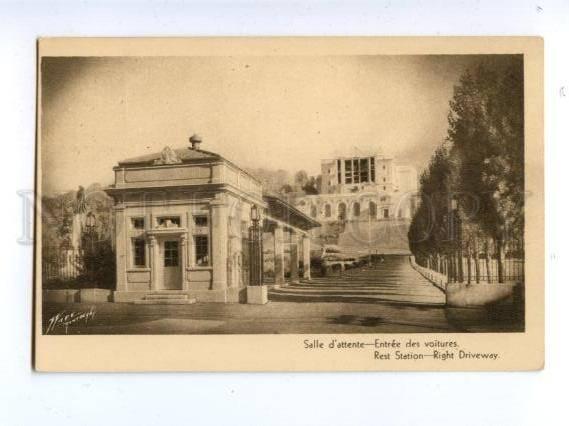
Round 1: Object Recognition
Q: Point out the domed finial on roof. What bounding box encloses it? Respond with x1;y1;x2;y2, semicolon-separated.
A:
189;134;202;150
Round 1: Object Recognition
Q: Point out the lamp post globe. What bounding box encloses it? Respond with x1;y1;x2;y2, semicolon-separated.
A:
250;204;259;222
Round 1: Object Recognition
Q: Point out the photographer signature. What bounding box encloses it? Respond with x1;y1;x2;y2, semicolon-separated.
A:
45;307;96;334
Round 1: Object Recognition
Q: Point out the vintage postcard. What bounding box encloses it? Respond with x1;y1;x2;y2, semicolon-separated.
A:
34;37;543;371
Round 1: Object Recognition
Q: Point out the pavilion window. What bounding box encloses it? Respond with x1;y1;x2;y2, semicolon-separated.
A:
370;157;375;182
195;235;210;266
194;215;208;227
192;215;210;266
132;238;146;268
353;159;360;183
337;159;342;184
131;217;145;230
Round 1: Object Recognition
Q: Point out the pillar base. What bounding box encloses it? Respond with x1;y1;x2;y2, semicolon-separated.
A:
247;285;268;304
188;288;246;303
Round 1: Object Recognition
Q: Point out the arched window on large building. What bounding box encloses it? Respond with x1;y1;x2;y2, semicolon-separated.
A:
369;201;377;219
310;205;317;218
338;203;347;220
353;202;360;217
324;204;332;218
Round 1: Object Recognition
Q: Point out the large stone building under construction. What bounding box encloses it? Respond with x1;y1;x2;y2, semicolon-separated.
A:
295;151;418;224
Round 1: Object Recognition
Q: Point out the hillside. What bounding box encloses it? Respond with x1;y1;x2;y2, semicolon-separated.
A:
311;220;411;255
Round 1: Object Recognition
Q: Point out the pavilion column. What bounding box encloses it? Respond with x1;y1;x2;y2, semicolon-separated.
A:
290;231;299;283
114;206;127;292
149;235;158;291
273;223;285;286
228;235;241;288
230;206;243;288
302;234;311;280
211;195;229;291
180;234;188;290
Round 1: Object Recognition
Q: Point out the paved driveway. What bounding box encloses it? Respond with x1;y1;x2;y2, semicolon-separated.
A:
42;299;521;335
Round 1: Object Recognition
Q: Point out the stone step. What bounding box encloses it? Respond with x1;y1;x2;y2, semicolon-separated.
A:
145;294;189;300
133;298;197;305
269;287;442;296
269;292;444;305
271;288;443;298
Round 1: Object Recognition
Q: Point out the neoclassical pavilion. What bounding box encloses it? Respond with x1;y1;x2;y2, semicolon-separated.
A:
105;136;319;303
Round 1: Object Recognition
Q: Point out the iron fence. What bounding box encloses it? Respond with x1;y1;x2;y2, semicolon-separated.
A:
42;248;85;281
42;242;116;288
417;240;524;284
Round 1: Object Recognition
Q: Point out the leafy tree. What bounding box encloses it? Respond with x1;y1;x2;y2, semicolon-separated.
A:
447;57;524;281
409;56;524;283
294;170;309;187
302;176;320;195
408;145;453;263
315;175;323;193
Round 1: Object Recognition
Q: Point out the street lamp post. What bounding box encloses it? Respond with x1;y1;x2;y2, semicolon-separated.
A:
249;205;263;286
82;212;97;283
368;206;372;267
84;212;97;252
451;198;463;283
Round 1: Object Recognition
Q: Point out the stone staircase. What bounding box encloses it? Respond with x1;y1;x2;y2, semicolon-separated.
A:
269;256;445;306
337;220;412;253
133;291;197;305
312;220;412;254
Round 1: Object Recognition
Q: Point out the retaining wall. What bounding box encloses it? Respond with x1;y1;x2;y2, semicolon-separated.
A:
409;256;522;307
43;288;112;304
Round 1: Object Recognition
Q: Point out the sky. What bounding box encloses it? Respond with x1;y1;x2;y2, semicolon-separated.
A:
41;54;487;194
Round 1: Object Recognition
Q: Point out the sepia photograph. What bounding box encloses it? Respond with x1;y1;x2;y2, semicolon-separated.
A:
34;37;543;371
2;0;565;422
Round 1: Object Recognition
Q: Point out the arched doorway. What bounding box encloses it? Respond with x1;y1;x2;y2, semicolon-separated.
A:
338;203;347;220
369;201;377;219
353;202;360;217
